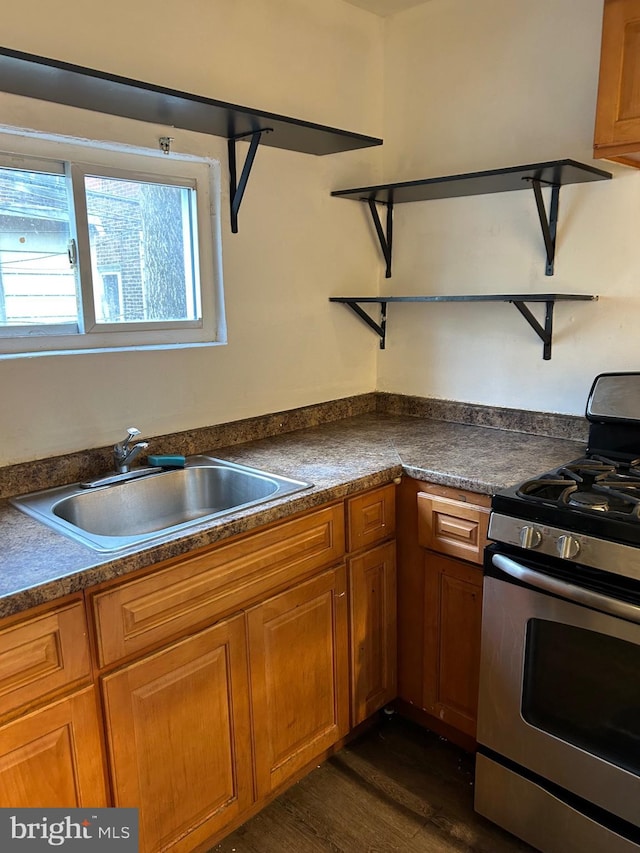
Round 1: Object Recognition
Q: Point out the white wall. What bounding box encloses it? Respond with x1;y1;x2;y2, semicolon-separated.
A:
3;0;638;466
379;0;640;415
0;0;384;465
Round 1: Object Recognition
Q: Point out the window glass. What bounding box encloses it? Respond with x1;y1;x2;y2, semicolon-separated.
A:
0;165;77;328
84;175;200;326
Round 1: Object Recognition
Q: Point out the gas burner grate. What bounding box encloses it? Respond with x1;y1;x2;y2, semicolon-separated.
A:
515;455;640;520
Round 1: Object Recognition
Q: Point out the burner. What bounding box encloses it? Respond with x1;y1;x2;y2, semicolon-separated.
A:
516;479;577;503
491;385;640;549
560;459;617;479
567;491;609;512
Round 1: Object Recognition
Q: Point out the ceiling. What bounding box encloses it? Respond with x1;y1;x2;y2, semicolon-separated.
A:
341;0;431;17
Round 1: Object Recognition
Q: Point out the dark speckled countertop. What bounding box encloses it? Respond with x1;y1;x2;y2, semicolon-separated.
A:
0;412;586;619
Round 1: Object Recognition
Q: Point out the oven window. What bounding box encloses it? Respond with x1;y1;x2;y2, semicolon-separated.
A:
522;619;640;777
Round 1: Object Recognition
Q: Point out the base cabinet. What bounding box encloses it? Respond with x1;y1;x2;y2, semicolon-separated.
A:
0;687;108;808
422;552;483;738
349;541;397;726
418;484;488;742
396;478;488;747
247;565;349;800
346;484;397;727
0;597;107;810
102;615;253;853
0;486;397;852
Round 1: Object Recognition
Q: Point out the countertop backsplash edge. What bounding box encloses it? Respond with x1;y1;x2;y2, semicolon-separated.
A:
376;393;588;443
0;392;587;499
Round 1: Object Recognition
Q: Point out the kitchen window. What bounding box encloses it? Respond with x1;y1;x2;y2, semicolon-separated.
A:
0;133;224;356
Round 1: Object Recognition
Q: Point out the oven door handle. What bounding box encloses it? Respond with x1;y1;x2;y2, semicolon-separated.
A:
492;553;640;625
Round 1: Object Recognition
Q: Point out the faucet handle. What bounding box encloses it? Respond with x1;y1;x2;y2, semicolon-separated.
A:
121;427;141;449
114;427;142;458
113;428;147;473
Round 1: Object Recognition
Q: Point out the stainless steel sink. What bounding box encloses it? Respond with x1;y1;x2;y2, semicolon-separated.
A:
11;456;312;552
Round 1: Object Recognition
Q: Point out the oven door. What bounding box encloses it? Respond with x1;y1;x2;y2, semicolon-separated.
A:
477;548;640;828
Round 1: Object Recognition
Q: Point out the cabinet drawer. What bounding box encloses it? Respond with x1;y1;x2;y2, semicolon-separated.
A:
417;493;489;565
0;601;91;720
347;484;396;552
92;503;345;667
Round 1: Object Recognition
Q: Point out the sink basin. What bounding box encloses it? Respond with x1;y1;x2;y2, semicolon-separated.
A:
11;456;312;552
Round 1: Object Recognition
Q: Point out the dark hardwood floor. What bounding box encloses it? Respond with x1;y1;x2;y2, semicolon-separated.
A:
211;715;535;852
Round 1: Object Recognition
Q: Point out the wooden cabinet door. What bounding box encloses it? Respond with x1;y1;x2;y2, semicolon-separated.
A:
247;566;349;800
595;0;640;165
0;686;108;808
101;614;253;853
349;542;397;726
422;552;483;739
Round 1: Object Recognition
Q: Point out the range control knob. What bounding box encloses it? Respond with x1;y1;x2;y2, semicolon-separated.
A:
557;534;581;559
519;526;542;549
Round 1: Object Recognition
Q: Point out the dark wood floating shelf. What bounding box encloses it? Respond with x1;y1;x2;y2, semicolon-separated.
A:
329;294;597;360
332;160;612;276
0;46;382;155
0;45;382;231
331;160;611;202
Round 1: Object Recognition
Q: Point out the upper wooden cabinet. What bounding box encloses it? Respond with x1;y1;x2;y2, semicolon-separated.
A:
594;0;640;166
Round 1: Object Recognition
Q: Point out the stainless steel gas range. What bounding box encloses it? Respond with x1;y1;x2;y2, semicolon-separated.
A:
475;372;640;853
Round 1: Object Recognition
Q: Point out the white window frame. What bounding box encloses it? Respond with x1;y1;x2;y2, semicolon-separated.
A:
0;129;225;357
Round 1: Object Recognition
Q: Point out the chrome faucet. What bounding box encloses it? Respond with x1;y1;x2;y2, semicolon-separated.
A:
113;427;148;474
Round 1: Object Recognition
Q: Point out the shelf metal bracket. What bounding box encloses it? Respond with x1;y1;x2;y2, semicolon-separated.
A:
341;299;388;349
330;293;593;360
510;299;554;360
365;198;393;278
228;128;272;233
526;178;560;276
